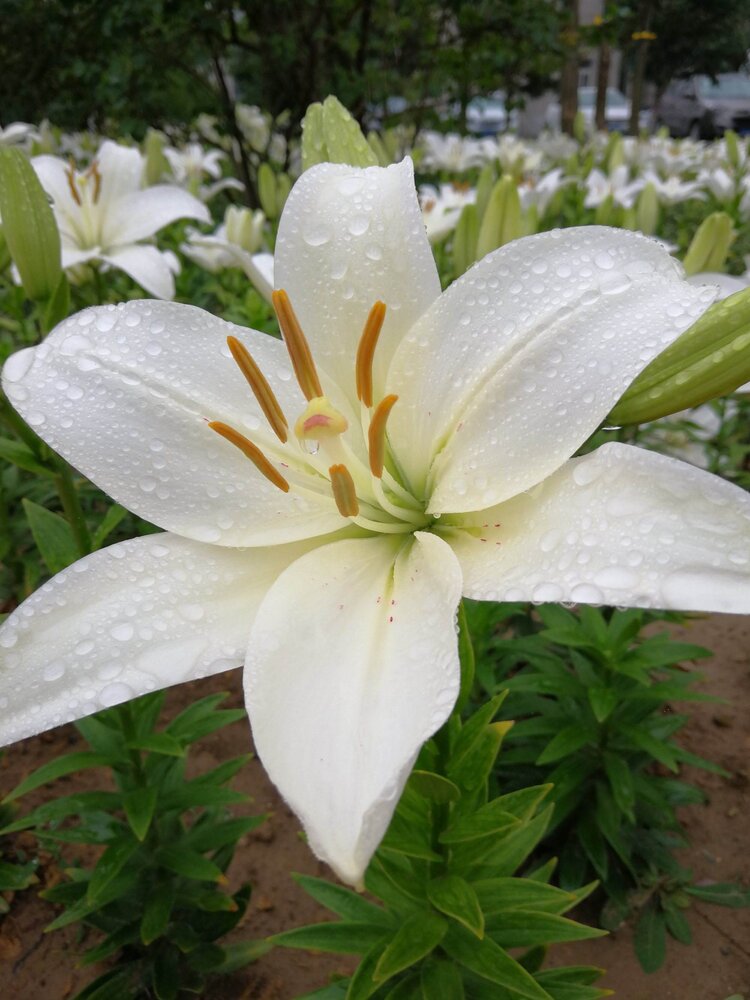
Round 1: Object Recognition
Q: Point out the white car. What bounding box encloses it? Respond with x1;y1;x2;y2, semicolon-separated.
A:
465;94;518;135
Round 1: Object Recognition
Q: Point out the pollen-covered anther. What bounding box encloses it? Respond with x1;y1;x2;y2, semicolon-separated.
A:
208;421;289;493
294;396;348;441
226;335;288;443
65;162;82;206
89;161;102;203
272;288;323;401
329;464;359;517
368;394;398;477
355;300;387;407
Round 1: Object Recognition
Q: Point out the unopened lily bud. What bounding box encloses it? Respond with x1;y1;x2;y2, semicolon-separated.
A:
594;193;615;226
724;129;741;171
522;203;539;236
276;173;291;215
636;181;660;235
610;286;750;424
607;133;624;172
257;162;278;218
367;131;390;166
682;211;735;276
574;109;587;144
0;146;61;301
453;203;479;277
475;162;497;219
143;129;169;186
301;96;377;172
225;205;264;253
0;226;10;273
476;176;522;258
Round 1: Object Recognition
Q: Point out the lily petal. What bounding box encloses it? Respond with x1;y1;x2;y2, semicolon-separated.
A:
2;301;347;546
275;158;440;404
103;185;210;248
244;531;462;886
0;533;317;746
96;140;145;205
32;154;82;244
386;227;714;509
449;442;750;612
100;245;178;299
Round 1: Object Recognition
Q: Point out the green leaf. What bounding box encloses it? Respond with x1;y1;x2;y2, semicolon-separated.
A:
486;909;607;948
373;912;447;981
294;874;394;926
165;693;244;743
41;271;70;334
634;904;666;973
440;799;519;844
664;906;692;944
345;942;388;1000
449;721;512;791
207;939;271;973
86;835;140;903
153;945;180;1000
92;504;128;549
0;436;53;477
70;965;138;1000
123;787;157;841
141;882;176;945
409;770;461;803
75;716;126;757
127;733;185;757
22;498;79;574
602;753;635;819
442;925;553;999
456;599;476;710
420;958;465;999
473;878;578;916
272;922;388;955
183;815;266;852
619;725;678;771
536;724;597;765
588;686;618;723
685;882;750;907
156;846;225;884
4;751;113;802
453;805;554;877
427;876;484;937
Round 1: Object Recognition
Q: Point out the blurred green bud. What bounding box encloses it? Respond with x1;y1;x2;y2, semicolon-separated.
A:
636;181;660;235
573;109;587;144
0;146;62;301
367;131;390;166
0;225;10;273
476;176;522;258
301;96;377;172
257;162;278;218
276;172;292;215
475;162;498;220
607;133;624;172
621;206;637;231
724;129;740;171
225;205;264;253
610;287;750;424
452;203;479;278
682;211;735;276
143;128;169;186
522;203;539;236
594;193;614;226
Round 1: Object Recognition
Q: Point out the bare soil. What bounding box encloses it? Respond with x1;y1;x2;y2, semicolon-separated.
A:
0;614;748;1000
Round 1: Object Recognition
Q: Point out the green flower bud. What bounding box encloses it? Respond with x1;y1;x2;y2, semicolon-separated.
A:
0;146;61;301
301;96;377;172
476;176;522;258
682;211;735;276
142;128;169;186
367;131;390;166
607;133;624;172
276;172;292;215
225;205;264;253
0;225;10;273
594;193;615;226
724;129;741;171
452;203;479;277
257;162;278;218
573;109;587;144
475;162;498;220
635;181;660;235
610;287;750;424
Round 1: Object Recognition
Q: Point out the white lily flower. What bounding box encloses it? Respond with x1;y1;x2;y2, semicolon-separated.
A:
584;166;644;209
32;140;210;299
0;121;38;147
418;131;490;173
418;183;476;243
181;206;273;301
698;166;738;203
3;159;750;888
642;170;706;206
517;168;570;217
163;142;244;202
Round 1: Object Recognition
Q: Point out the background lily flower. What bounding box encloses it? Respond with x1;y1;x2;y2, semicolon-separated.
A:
2;158;750;887
32;139;210;298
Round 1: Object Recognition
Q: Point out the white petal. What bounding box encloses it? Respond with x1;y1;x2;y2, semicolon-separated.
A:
2;300;346;546
32;155;82;243
100;245;177;299
0;533;315;746
687;272;749;300
275;158;440;403
245;531;462;886
103;185;210;247
96;140;145;205
449;443;750;613
386;227;714;510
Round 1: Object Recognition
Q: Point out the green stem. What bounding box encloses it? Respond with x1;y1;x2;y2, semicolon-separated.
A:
455;599;475;713
53;460;92;556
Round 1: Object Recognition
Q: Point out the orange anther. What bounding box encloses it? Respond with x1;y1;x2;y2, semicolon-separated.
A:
272;289;323;401
227;335;288;443
355;301;386;407
208;421;289;493
329;464;359;517
368;394;398;477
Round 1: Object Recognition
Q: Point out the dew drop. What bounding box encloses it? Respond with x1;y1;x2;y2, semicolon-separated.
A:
99;682;135;708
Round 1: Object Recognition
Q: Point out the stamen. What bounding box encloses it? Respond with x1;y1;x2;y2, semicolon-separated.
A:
272;289;323;401
65;164;82;206
226;335;288;443
368;394;398;477
208;421;289;493
89;161;102;203
355;301;386;407
329;463;359;517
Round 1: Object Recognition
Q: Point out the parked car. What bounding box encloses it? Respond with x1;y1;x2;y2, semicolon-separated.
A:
654;73;750;139
465;93;518;135
544;87;650;133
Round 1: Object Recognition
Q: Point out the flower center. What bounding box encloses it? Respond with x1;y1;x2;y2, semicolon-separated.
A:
209;289;430;535
65;159;103;248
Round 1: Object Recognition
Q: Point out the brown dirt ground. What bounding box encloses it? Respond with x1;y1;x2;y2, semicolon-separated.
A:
0;614;748;1000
